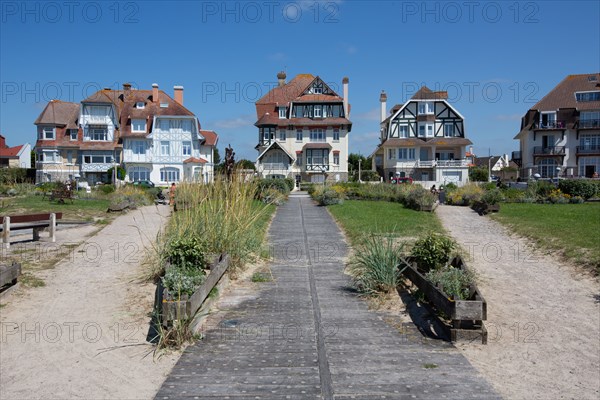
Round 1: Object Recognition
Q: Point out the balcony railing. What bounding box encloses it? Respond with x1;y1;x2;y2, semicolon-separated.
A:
533;146;565;155
576;144;600;154
436;159;469;167
579;119;600;129
536;120;566;129
261;162;289;170
83;115;112;125
305;164;330;171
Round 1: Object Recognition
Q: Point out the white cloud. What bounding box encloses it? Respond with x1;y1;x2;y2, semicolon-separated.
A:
212;114;255;129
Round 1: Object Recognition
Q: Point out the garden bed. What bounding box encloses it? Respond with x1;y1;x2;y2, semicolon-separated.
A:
471;201;500;215
0;261;21;288
160;253;229;326
401;256;488;344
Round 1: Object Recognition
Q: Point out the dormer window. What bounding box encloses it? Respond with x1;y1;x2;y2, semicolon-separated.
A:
136;102;145;109
418;102;434;115
160;102;168;108
279;107;286;119
132;119;147;133
41;126;55;140
70;129;78;140
575;91;600;102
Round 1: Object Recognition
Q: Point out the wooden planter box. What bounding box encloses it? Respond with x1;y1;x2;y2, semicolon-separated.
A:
401;256;488;344
161;254;229;326
0;261;21;288
419;202;439;212
471;201;500;215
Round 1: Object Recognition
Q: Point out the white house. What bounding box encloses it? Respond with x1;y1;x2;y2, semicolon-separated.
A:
371;87;472;186
254;72;352;184
0;135;31;168
514;73;600;178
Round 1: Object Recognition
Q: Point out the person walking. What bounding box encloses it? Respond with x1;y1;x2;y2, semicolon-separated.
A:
169;183;176;206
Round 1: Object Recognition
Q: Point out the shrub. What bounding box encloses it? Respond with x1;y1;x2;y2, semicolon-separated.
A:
256;178;291;195
425;266;475;300
108;186;153;209
569;196;585;204
349;235;406;295
410;233;457;272
469;166;488;182
446;184;484;206
529;180;555;198
360;170;381;182
161;267;206;298
558;179;597;200
165;235;208;271
481;188;505;205
443;182;458;191
99;184;115;195
502;187;525;203
404;186;436;210
284;178;295;191
548;189;570;204
258;188;286;205
315;188;344;206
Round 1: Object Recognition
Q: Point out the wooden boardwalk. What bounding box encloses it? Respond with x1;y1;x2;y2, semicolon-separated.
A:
155;194;499;399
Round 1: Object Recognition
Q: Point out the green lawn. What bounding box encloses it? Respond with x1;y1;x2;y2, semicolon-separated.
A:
327;200;443;245
1;194;111;221
490;203;600;274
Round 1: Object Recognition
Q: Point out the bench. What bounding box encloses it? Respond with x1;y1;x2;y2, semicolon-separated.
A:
0;213;63;250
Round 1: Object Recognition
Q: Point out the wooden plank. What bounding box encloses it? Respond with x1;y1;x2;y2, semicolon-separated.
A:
402;264;455;318
454;299;484;320
0;262;21;287
188;254;229;317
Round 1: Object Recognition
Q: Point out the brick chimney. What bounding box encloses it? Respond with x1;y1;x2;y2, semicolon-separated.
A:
174;85;184;105
152;83;159;104
342;77;349;118
277;71;287;87
379;90;387;122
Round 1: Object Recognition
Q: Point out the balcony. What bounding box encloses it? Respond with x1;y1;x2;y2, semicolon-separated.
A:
532;146;565;156
82;115;112;125
579;119;600;129
535;120;566;130
261;162;290;171
576;144;600;154
305;164;330;172
436;159;469;167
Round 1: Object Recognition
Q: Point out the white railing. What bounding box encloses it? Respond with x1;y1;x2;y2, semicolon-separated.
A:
436;159;469;167
416;160;436;168
82;115;112;125
261;163;290;170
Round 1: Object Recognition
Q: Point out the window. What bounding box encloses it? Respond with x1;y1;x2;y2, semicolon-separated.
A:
540;112;557;128
278;130;286;141
419;123;434;137
296;152;302;166
182;141;192;156
333;153;340;165
160;167;180;182
66;151;73;164
399;125;408;138
132;119;146;133
160;103;169;108
136;102;145;109
279;107;286;119
70;129;78;140
129;166;150;182
160;141;170;156
133;141;145;155
181;120;192;133
575;91;600;102
388;148;395;160
261;127;274;142
580;111;600;128
398;148;416;160
333;129;340;141
42;150;59;162
537;158;558;178
86;126;108;141
444;123;455;137
159;119;170;131
418;101;434;115
296;129;303;142
310;129;325;142
42;127;55;140
82;153;113;164
314;105;322;118
306;149;328;165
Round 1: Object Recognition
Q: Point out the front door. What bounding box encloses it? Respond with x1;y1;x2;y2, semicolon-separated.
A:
585;165;595;178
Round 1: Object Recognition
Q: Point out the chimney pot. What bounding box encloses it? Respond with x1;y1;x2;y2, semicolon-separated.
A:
343;77;349;118
123;83;132;91
277;71;287;87
174;85;184;106
379;90;387;123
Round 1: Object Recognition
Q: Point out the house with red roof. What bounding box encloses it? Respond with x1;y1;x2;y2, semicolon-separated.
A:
34;84;218;185
0;135;31;168
513;73;600;178
254;72;352;184
371;86;472;186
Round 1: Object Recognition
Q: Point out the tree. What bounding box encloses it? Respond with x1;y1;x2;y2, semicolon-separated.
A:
236;159;256;170
213;147;221;164
347;153;373;181
30;150;36;167
469;166;488;182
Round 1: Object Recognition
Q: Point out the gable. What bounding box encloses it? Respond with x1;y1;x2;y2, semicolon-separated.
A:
302;77;337;96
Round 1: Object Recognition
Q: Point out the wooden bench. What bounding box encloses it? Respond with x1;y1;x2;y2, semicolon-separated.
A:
0;213;63;250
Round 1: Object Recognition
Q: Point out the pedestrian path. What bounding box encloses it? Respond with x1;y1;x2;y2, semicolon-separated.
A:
155;196;499;399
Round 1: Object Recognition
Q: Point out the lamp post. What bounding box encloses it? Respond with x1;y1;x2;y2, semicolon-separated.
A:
358;158;362;183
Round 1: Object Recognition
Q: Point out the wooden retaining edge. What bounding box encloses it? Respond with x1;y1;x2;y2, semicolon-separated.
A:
188;272;231;335
0;262;21;288
161;254;230;326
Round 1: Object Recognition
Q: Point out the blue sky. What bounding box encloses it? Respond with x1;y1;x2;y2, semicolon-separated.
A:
1;0;599;160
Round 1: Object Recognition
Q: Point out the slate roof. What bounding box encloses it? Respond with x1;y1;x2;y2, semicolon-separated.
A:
531;73;600;111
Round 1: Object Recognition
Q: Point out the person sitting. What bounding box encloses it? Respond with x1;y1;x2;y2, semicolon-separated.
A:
430;184;437;194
